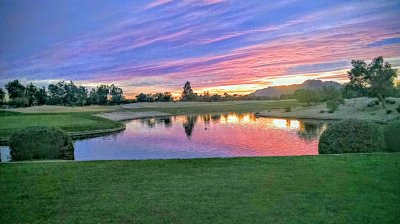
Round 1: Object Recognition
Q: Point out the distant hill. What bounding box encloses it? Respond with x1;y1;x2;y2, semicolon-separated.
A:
251;80;342;97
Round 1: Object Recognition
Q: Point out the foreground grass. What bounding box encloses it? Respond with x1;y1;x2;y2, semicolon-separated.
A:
1;154;399;223
0;112;123;138
130;100;303;115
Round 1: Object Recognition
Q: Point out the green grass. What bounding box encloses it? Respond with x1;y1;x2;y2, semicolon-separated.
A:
0;112;123;138
131;100;304;115
1;154;399;223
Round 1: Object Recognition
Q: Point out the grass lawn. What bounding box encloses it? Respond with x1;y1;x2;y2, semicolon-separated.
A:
0;112;123;138
1;154;399;223
129;100;304;115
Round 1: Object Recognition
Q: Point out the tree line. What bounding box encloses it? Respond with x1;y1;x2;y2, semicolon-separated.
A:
0;80;126;107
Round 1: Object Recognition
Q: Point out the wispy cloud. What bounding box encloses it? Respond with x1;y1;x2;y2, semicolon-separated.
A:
1;0;400;96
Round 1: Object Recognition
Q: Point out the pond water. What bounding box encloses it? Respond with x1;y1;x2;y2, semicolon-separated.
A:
1;113;328;162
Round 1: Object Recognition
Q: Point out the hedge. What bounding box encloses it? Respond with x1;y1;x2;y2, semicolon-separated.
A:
384;121;400;152
318;119;384;154
10;126;74;161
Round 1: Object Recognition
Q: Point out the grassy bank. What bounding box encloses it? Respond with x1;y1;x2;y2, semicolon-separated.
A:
1;154;399;223
257;97;400;123
128;100;303;115
0;111;124;139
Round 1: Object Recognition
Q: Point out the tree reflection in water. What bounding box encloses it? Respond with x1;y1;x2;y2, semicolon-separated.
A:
297;121;326;141
183;115;197;139
138;113;326;141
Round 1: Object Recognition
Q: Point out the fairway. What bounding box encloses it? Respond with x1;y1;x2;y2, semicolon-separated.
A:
128;100;303;115
1;154;399;223
0;113;123;138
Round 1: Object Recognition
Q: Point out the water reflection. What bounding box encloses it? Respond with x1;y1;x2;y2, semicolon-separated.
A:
134;113;326;141
1;113;328;162
297;121;326;141
183;115;197;139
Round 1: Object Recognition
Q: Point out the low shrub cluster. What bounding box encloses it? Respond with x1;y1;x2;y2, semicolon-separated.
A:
367;100;380;107
397;104;400;113
385;99;396;104
384;121;400;152
10;126;74;161
284;106;291;112
318;120;384;154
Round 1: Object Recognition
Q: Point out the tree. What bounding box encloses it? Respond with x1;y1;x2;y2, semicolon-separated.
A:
0;88;5;104
321;87;341;101
136;93;149;102
25;83;38;106
76;86;88;106
63;81;78;106
181;81;194;101
47;82;65;105
87;89;97;105
109;84;124;104
203;91;210;102
5;80;26;99
294;89;321;105
347;56;398;108
35;87;47;106
95;85;109;105
161;92;173;102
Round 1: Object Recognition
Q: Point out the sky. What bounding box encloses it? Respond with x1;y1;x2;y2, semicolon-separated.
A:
1;0;400;98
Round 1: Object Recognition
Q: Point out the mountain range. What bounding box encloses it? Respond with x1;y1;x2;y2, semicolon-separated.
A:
251;80;342;97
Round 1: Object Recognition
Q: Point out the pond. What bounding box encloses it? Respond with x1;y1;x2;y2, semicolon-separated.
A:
0;113;328;162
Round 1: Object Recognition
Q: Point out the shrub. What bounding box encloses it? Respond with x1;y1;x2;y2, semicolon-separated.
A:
284;106;291;112
385;99;396;104
326;100;339;113
384;121;400;152
318;120;384;154
386;109;392;114
10;126;74;161
367;101;377;107
397;105;400;113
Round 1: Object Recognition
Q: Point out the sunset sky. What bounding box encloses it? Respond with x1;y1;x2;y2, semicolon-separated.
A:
1;0;400;98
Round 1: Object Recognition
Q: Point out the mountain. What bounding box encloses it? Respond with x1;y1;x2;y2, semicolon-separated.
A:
251;80;342;97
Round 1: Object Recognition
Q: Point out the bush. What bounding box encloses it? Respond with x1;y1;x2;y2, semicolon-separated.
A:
397;105;400;113
385;99;396;104
367;100;379;107
10;126;74;161
386;109;392;114
384;121;400;152
326;100;339;113
318;120;384;154
284;106;291;112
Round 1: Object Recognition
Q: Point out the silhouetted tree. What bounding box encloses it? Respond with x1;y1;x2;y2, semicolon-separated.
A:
0;88;5;104
35;87;47;106
5;80;26;99
47;82;65;105
181;81;194;101
136;93;149;102
183;115;196;139
347;56;397;108
25;83;38;106
76;86;88;106
95;84;109;105
109;84;124;104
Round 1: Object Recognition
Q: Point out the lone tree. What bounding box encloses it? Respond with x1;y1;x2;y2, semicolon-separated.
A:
347;56;398;108
5;80;26;99
181;81;194;101
25;83;38;106
0;88;5;104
